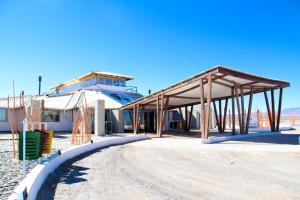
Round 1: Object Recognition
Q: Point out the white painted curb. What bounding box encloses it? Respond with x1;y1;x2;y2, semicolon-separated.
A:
202;132;281;144
9;135;149;200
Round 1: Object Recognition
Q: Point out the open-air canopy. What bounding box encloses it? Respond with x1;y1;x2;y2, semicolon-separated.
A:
122;66;290;139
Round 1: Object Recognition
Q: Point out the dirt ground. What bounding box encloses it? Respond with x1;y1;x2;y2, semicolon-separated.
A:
38;134;300;200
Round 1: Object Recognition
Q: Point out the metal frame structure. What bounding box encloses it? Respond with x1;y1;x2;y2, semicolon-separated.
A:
122;66;290;139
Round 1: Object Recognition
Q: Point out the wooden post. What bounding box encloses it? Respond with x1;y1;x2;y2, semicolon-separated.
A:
179;107;184;131
264;90;273;132
156;95;160;136
160;97;169;137
276;88;283;132
222;98;228;133
188;105;194;131
245;87;253;134
213;101;221;133
133;106;136;134
271;90;276;132
200;78;206;138
240;86;245;134
185;106;188;132
234;84;242;134
204;75;213;139
218;99;222;132
231;88;235;135
135;104;140;134
158;93;164;137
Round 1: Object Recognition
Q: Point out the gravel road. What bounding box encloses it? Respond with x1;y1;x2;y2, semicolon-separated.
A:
38;134;300;200
0;133;126;200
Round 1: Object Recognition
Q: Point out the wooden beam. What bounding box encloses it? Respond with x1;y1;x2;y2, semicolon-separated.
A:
185;106;188;131
158;93;164;137
234;84;243;134
222;98;228;133
231;88;236;135
276;88;283;132
264;90;273;132
213;101;221;133
218;67;290;87
135;104;140;134
156;95;160;136
179;107;184;131
133;105;136;134
245;87;253;134
160;97;170;137
240;86;245;134
188;105;194;131
271;90;276;132
218;99;222;132
170;96;199;100
200;78;206;138
204;75;213;139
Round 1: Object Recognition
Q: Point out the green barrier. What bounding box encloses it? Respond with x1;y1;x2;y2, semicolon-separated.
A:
18;131;41;160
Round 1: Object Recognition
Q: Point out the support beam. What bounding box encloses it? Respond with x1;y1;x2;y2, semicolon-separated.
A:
179;107;184;131
276;88;283;132
234;84;242;134
231;88;236;135
133;106;136;134
271;90;276;131
160;97;169;137
245;87;253;134
240;87;245;134
199;78;206;138
156;95;160;136
218;99;222;132
204;75;213;139
135;104;140;134
188;105;194;131
264;90;273;132
213;101;221;133
222;98;228;133
185;106;188;132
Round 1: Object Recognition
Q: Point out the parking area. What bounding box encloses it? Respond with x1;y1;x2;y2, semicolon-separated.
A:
38;133;300;200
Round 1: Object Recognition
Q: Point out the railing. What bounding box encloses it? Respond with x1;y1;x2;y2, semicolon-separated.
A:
126;86;138;93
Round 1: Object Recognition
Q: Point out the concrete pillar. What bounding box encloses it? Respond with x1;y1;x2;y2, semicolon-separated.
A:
94;100;105;136
111;109;124;133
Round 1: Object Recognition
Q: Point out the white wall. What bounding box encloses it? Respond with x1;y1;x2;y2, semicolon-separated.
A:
46;111;73;132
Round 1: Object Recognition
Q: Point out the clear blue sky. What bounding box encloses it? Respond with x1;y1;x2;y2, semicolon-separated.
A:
0;0;299;110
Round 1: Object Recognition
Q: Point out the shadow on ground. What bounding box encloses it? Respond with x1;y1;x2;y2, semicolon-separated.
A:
222;134;300;145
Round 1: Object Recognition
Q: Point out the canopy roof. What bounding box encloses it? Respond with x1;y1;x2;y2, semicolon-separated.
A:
122;66;290;110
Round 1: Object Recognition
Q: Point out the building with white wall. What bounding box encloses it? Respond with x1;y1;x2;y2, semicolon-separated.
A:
0;72;143;135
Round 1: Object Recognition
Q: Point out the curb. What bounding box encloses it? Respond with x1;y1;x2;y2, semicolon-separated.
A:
9;135;149;200
202;132;281;144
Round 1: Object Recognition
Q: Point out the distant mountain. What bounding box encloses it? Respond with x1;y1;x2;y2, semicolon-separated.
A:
281;107;300;116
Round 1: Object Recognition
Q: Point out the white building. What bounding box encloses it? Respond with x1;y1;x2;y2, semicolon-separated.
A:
0;71;143;135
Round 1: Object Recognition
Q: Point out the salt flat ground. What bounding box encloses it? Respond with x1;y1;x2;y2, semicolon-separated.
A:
39;134;300;200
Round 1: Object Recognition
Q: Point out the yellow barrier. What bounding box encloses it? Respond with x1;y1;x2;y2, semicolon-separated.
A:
40;130;53;154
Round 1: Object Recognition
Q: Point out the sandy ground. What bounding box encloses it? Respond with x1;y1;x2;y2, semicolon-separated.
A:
38;134;300;200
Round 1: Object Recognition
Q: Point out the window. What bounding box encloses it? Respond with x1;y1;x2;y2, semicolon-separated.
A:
44;110;60;122
105;78;112;85
97;78;105;85
120;80;126;87
113;80;120;86
0;108;7;122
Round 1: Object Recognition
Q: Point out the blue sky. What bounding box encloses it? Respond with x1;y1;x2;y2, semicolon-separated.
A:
0;0;299;110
